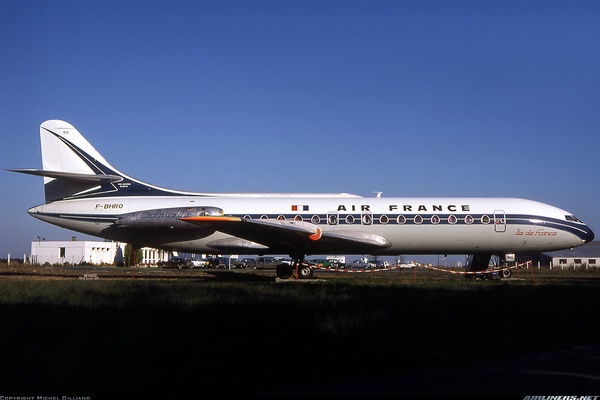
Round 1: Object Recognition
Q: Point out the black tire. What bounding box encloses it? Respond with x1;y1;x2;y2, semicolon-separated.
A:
501;269;512;278
297;265;314;279
276;264;293;279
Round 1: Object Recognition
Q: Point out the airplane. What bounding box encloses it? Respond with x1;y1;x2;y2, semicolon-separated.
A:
9;119;595;279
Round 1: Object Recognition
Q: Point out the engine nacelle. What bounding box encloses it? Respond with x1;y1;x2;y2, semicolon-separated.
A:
115;206;224;230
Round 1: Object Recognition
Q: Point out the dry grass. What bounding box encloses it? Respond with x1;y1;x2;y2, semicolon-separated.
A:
0;262;598;396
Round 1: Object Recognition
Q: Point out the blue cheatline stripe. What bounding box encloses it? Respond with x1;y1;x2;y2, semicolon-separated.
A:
34;211;589;237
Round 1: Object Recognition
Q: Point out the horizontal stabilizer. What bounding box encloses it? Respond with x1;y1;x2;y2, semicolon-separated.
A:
9;169;123;184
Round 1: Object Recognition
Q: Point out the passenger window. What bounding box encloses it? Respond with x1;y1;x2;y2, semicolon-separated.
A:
448;215;457;224
311;215;321;224
397;215;406;224
327;212;338;225
361;213;372;225
345;215;355;224
414;215;423;224
481;215;490;224
380;215;389;224
465;215;474;224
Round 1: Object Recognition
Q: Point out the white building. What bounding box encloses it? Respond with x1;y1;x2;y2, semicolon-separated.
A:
30;238;170;266
139;247;170;265
31;238;121;265
540;241;600;268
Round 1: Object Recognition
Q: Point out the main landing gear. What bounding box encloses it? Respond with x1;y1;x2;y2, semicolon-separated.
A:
465;253;513;280
500;268;512;278
275;255;314;280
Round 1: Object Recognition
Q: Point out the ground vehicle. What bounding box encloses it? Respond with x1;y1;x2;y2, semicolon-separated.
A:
228;257;240;268
205;257;230;268
349;260;370;269
397;261;418;268
236;257;256;269
473;265;513;280
157;257;192;269
375;260;390;268
307;258;335;268
252;256;282;270
305;257;346;269
190;258;210;268
326;256;346;268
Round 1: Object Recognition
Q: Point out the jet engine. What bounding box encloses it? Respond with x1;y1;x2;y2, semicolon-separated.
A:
115;206;224;230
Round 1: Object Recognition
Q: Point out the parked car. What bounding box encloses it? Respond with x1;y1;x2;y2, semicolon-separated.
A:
397;261;418;268
349;260;373;269
236;257;256;269
157;257;192;269
307;258;334;268
275;257;292;265
190;258;210;268
375;260;390;268
252;256;282;270
205;256;230;268
307;258;346;269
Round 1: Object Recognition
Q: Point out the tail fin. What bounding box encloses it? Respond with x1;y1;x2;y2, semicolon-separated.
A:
10;120;173;202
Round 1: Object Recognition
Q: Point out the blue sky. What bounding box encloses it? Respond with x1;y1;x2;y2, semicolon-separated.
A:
1;0;599;260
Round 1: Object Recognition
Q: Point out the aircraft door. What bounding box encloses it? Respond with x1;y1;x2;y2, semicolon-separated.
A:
494;210;506;232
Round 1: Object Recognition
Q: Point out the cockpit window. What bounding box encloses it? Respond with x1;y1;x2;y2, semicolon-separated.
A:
566;215;583;223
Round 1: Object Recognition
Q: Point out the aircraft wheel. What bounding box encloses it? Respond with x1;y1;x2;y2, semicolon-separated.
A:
501;269;512;278
297;265;314;279
276;264;293;279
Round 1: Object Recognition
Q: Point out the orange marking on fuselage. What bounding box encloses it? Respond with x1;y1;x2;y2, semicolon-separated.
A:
309;226;322;241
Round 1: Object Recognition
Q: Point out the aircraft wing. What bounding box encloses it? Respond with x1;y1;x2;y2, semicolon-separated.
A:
181;216;392;254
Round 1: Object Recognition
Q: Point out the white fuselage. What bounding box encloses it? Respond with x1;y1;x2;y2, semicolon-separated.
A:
28;194;591;256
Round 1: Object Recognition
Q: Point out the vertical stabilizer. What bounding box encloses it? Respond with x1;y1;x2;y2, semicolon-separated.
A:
12;120;179;202
37;120;127;202
40;120;118;180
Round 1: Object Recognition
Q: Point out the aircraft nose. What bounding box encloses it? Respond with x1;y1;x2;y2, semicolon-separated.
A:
581;225;595;243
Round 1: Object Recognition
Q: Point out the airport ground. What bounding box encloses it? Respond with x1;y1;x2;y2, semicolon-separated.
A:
0;262;598;397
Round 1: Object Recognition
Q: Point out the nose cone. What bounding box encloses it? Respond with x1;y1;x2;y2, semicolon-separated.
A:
582;225;595;243
27;205;41;217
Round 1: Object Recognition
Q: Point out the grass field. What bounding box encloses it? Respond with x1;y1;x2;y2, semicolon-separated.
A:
0;263;598;396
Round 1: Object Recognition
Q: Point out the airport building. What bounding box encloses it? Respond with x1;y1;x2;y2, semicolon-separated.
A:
540;240;600;269
29;238;170;266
